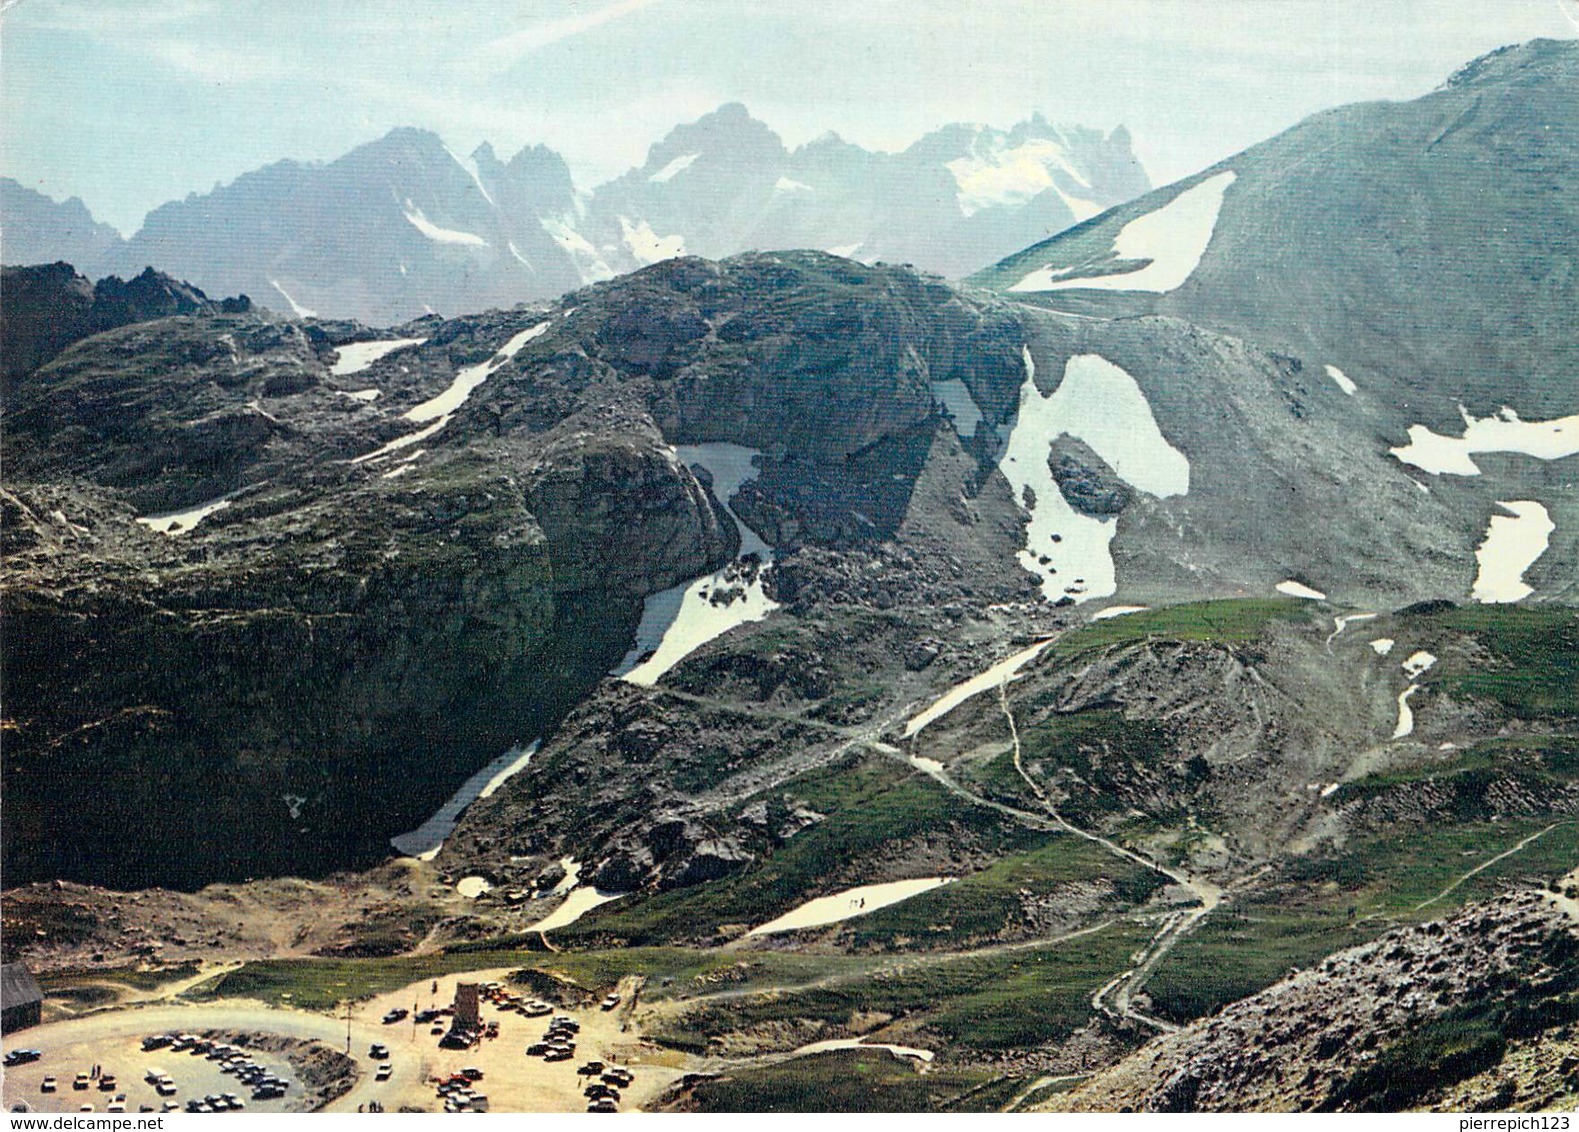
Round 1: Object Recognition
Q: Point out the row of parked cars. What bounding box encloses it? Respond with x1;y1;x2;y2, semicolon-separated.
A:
434;1068;489;1112
524;1014;581;1062
36;1072;158;1114
577;1060;633;1114
184;1092;248;1112
141;1035;293;1102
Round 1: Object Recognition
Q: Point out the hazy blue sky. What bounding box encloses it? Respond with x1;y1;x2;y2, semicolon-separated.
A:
4;0;1575;233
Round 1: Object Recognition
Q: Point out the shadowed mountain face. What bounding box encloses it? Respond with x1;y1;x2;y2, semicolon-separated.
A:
2;109;1147;326
974;39;1579;431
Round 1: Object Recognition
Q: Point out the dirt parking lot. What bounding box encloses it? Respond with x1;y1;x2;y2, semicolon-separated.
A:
5;966;687;1114
352;968;686;1112
3;1030;306;1114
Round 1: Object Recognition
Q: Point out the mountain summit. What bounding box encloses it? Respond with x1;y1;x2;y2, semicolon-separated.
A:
975;38;1579;429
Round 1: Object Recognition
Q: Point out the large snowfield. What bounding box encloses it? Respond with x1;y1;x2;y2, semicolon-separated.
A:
1011;170;1235;294
617;444;779;685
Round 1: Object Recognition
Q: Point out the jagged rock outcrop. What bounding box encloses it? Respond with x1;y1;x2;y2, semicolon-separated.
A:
0;262;247;385
1047;436;1132;517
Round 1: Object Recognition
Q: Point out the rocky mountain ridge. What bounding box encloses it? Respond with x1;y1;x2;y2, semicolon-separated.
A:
0;262;250;385
974;38;1579;431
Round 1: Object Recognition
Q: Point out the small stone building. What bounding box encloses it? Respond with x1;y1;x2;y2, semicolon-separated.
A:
1;962;43;1033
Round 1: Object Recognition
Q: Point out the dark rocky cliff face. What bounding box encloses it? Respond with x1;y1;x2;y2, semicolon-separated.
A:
0;252;1024;888
1;263;246;387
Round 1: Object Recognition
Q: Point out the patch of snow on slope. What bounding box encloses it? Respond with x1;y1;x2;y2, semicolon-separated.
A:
619;216;686;265
1370;637;1396;656
268;279;317;319
617;563;778;687
999;350;1116;601
1393;685;1420;739
1390;406;1579;476
774;176;814;193
788;1039;935;1064
542;215;616;283
1277;580;1327;601
551;857;582;896
998;349;1186;602
402;201;489;247
904;638;1055;737
478;740;540;800
826;243;863;259
747;878;954;936
136;495;233;536
404;321;551;423
1325;365;1358;395
1327;612;1378;647
507;241;536;273
930;379;984;438
649;152;699;182
389;741;539;859
947;136;1100;220
1010;170;1235;294
617;443;779;685
526;886;625;933
1402;651;1437;679
1048;354;1189;496
351;415;452;465
1092;605;1149;621
330;337;427;376
1472;500;1553;604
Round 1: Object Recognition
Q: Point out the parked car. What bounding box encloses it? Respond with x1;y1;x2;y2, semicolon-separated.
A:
40;1078;57;1093
4;1049;42;1067
368;1043;389;1060
382;1008;408;1024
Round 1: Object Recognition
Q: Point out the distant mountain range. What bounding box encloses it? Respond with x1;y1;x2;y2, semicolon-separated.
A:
1;106;1147;326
